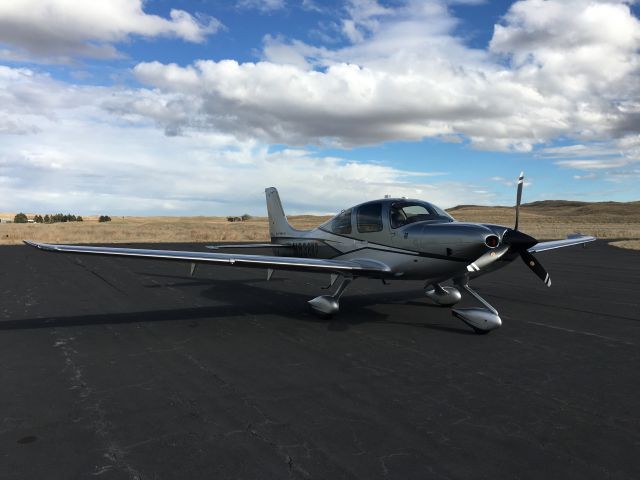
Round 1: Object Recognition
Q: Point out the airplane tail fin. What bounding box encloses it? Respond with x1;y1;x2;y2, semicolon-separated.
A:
265;187;301;240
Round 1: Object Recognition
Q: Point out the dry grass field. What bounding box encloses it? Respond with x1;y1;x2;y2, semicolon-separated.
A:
1;200;639;250
0;214;330;246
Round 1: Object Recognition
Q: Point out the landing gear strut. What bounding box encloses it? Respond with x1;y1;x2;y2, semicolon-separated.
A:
452;278;502;334
308;276;353;317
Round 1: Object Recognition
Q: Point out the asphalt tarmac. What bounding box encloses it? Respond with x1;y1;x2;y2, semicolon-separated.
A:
1;240;638;479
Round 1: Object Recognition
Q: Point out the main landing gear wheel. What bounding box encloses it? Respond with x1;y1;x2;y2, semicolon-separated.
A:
308;277;353;318
425;284;461;307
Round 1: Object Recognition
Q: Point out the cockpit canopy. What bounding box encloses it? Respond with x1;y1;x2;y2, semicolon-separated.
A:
320;199;454;236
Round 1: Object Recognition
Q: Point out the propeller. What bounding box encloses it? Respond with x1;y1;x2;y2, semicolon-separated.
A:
508;171;551;287
467;172;552;287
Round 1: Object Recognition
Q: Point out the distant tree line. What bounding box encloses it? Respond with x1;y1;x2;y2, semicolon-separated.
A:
43;213;83;223
12;212;86;223
9;213;116;224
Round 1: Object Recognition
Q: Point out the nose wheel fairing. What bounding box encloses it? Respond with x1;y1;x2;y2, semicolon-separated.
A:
452;308;502;333
451;281;502;333
424;281;501;333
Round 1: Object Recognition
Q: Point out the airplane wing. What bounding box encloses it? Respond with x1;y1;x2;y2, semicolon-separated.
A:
24;241;391;277
528;235;596;253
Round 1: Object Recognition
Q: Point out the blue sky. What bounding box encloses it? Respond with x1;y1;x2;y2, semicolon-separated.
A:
0;0;638;215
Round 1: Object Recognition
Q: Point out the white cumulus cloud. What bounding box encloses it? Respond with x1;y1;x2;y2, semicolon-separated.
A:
0;0;221;63
0;66;500;215
125;0;639;156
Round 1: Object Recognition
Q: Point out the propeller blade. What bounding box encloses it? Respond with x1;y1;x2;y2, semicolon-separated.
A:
467;245;510;273
520;250;551;287
515;171;524;231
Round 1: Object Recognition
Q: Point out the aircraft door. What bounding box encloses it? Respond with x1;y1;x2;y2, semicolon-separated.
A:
389;201;422;249
355;202;387;246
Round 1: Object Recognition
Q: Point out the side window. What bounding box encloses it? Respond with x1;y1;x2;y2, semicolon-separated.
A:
357;203;383;233
330;209;352;235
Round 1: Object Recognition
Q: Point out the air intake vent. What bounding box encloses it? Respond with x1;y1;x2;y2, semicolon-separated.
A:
485;235;500;248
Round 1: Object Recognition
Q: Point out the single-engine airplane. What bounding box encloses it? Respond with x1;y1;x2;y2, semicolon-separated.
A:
25;173;595;334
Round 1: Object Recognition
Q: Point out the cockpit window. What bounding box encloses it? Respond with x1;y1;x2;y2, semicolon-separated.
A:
357;203;383;233
390;201;453;228
321;208;352;235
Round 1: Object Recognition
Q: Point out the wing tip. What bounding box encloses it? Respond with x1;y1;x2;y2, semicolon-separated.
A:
23;240;56;251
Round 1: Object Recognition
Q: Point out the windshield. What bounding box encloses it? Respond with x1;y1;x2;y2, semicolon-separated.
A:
390;201;453;228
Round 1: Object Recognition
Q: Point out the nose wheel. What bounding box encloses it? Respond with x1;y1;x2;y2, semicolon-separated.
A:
452;280;502;334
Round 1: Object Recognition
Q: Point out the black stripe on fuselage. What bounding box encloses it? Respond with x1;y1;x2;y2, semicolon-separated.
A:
270;236;344;256
337;246;472;263
295;229;424;256
272;235;472;263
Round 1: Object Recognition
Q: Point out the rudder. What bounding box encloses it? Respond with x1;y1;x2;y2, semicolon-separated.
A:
265;187;299;239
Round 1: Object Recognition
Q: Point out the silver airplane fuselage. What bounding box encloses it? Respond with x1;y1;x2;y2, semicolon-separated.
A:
268;197;516;283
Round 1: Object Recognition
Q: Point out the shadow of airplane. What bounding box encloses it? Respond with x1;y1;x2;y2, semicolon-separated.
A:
0;271;474;335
